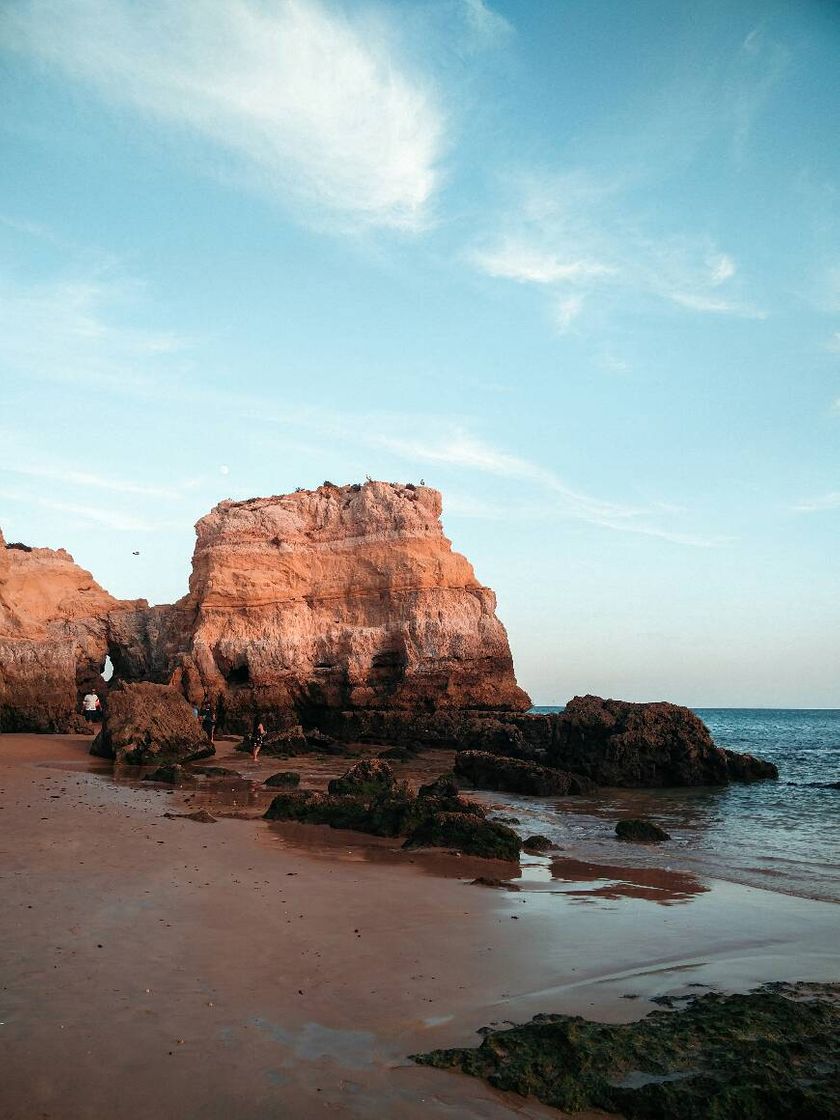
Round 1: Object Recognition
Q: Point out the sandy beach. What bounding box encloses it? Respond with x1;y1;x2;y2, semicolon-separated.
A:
0;733;837;1120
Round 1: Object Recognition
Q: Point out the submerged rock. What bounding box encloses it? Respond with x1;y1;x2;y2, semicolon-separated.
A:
616;818;671;842
265;771;301;787
143;763;190;785
189;765;241;778
92;682;214;766
454;750;594;796
411;982;840;1119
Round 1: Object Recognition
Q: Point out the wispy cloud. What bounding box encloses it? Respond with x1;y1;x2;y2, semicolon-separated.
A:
470;171;765;330
793;492;840;513
0;462;197;500
2;0;445;231
0;487;182;532
469;241;611;285
368;429;726;546
0;267;193;394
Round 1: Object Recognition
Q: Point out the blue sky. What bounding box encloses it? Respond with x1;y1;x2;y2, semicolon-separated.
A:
1;0;838;706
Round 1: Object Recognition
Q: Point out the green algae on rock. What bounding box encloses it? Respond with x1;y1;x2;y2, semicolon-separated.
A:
411;982;840;1119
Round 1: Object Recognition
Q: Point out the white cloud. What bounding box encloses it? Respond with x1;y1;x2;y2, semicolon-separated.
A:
554;294;584;333
667;291;766;318
471;241;611;284
461;0;513;51
0;487;180;532
708;253;736;285
469;171;764;330
0;462;189;500
2;0;444;231
793;492;840;513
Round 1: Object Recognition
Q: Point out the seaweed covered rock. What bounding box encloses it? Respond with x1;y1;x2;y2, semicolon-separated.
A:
404;812;521;861
263;761;517;857
265;771;301;788
91;683;214;765
327;758;395;797
522;834;556;852
722;748;779;782
455;750;594;796
411;982;840;1119
616;818;671;842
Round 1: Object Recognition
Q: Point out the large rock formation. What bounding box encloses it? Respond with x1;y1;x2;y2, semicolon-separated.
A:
110;481;530;727
91;682;214;765
0;529;145;731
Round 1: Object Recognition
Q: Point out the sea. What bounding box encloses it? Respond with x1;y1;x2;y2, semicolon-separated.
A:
480;708;840;903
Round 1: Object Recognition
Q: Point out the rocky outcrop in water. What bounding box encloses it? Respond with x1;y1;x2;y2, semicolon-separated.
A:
0;529;145;731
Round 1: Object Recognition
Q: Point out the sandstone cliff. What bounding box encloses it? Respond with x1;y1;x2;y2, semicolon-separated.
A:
110;481;530;724
0;528;145;731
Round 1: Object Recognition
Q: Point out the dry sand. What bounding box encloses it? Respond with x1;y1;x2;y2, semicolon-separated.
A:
1;734;837;1120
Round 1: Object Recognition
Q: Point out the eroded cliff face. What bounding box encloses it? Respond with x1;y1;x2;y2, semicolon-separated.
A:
0;528;146;731
111;482;530;724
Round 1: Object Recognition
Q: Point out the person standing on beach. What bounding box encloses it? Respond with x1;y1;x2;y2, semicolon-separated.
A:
200;702;216;742
82;690;100;723
251;716;266;761
215;693;227;735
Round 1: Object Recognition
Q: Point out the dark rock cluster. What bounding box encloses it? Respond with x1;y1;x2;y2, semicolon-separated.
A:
263;761;521;861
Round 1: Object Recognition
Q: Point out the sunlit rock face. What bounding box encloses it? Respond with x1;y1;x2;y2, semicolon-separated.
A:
0;527;146;731
124;481;530;726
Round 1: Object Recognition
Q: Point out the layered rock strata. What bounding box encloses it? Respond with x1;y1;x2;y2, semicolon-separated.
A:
0;530;145;731
110;481;530;726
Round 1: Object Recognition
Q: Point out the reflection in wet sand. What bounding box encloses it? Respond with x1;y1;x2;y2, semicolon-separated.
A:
549;856;709;905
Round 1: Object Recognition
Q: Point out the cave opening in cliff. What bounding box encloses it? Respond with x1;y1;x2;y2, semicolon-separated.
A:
226;663;250;685
101;655;114;682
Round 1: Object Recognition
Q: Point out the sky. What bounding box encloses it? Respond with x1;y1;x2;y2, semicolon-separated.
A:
0;0;838;707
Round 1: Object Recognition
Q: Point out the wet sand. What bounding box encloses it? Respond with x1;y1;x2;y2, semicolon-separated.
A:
1;734;838;1119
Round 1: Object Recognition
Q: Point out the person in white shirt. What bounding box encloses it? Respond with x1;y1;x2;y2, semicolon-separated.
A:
82;691;100;723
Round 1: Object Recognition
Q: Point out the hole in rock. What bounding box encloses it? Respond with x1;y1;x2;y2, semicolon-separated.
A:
101;655;114;682
226;664;250;685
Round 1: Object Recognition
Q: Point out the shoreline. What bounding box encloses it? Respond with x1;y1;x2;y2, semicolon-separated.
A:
1;733;838;1119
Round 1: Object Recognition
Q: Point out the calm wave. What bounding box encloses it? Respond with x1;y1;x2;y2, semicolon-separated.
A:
482;708;840;902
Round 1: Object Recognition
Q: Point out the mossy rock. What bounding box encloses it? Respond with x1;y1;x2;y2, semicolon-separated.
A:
412;982;840;1119
404;812;521;861
616;818;671;842
265;771;301;788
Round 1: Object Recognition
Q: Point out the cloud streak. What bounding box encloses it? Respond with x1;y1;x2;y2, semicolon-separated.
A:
2;0;445;231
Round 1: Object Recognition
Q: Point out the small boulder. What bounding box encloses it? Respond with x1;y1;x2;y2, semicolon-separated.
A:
522;834;556;853
470;877;521;891
263;790;319;821
184;809;217;823
615;818;671;843
265;771;301;788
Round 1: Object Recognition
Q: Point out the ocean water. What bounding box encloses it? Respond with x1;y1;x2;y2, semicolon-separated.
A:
483;708;840;902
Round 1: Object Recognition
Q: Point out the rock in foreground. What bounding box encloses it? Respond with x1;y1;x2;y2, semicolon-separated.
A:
91;683;214;765
412;982;840;1119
